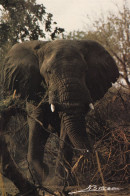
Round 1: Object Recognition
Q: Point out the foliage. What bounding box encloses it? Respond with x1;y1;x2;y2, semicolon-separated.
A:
65;1;130;89
0;0;64;60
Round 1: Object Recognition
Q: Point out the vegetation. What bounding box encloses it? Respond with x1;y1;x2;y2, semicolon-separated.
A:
0;0;64;68
83;87;129;185
0;0;64;44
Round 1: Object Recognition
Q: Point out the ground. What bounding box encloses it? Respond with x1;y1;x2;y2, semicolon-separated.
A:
0;179;130;196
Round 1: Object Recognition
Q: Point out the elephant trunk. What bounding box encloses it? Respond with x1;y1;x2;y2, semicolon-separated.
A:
61;112;90;151
49;74;93;151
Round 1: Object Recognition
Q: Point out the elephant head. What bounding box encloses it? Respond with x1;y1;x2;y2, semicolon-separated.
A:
3;40;119;152
39;41;97;150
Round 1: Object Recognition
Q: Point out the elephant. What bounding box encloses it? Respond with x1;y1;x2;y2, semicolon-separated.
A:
2;39;119;189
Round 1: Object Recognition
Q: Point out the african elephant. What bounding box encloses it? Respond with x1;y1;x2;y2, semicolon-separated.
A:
3;40;119;188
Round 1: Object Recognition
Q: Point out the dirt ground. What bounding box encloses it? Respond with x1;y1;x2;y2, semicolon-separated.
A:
0;178;129;196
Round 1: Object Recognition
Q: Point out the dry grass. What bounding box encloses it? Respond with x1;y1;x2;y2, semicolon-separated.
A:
0;173;7;196
74;87;130;185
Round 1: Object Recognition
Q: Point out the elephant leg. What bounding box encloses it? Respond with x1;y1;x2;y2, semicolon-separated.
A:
0;137;37;195
26;101;50;185
55;119;76;185
55;121;67;177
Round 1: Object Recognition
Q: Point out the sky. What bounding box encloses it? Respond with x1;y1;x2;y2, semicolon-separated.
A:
37;0;129;32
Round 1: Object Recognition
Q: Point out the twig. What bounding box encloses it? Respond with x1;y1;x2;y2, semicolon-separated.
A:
117;90;128;110
26;157;36;185
37;186;58;196
95;151;108;196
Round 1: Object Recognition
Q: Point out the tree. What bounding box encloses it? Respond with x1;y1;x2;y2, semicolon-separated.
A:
0;0;64;59
65;1;130;88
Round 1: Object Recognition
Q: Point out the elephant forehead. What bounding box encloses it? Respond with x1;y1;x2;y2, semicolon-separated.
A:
44;41;82;59
43;53;86;73
39;41;88;74
43;47;86;71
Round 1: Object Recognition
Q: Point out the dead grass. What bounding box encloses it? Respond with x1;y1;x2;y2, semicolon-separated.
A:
75;87;130;185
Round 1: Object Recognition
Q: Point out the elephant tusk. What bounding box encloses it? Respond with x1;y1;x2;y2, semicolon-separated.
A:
51;104;55;112
89;103;94;110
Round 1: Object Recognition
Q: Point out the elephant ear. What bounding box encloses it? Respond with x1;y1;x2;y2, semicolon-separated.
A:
3;41;48;99
81;41;119;102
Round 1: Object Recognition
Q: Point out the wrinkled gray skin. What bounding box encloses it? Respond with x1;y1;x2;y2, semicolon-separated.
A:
3;40;119;186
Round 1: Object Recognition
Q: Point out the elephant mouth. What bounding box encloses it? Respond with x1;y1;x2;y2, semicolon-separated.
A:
50;102;87;113
50;101;94;114
49;85;94;114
